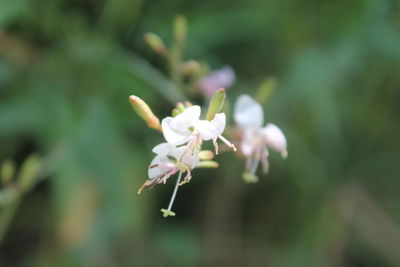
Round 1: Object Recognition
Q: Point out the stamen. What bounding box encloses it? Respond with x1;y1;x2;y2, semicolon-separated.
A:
250;157;260;175
218;135;237;151
245;155;253;171
180;169;192;185
179;135;197;161
250;147;262;175
212;138;219;155
260;149;270;174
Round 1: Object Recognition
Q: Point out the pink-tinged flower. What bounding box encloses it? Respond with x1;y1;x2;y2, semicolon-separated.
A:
199;67;235;98
139;143;199;194
234;94;287;182
161;105;235;154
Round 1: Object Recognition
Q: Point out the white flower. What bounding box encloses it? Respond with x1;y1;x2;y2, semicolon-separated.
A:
161;105;235;154
199;67;236;98
234;94;287;180
138;142;199;193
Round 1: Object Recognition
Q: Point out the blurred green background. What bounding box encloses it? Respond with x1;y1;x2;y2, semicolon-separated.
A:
1;0;400;266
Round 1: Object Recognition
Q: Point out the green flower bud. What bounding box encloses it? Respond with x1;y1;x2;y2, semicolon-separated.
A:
144;32;167;56
198;150;214;161
1;160;15;185
197;161;219;168
176;102;186;112
181;60;200;76
18;154;41;192
173;15;187;46
255;77;278;106
172;108;181;117
206;88;225;121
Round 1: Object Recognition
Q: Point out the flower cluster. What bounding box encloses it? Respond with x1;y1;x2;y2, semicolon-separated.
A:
132;95;235;217
234;95;287;183
131;16;288;217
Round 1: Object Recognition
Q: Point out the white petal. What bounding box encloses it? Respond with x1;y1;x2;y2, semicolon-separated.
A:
182;153;200;169
193;120;216;140
261;123;287;155
152;143;176;156
148;156;172;179
162;117;192;145
193;113;226;141
172;105;201;129
241;128;257;156
210;113;226;136
234;94;264;129
172;145;187;160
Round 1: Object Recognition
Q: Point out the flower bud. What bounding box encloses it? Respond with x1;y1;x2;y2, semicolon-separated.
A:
255;77;277;106
181;60;200;76
129;95;162;131
198;150;214;160
199;67;235;98
197;161;219;168
144;32;167;56
173;15;187;46
172;108;181;117
206;88;225;121
1;160;15;185
18;154;41;192
176;102;186;112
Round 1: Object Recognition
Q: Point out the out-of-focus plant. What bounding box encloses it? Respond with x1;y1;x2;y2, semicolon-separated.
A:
234;94;287;183
144;16;236;99
0;154;42;243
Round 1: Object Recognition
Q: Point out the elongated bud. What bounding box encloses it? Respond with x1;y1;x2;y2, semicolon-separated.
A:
255;77;277;106
144;32;167;56
129;95;162;131
199;150;214;160
206;88;225;121
197;161;219;168
242;172;258;183
18;154;41;192
1;160;15;185
173;15;187;46
181;60;200;76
